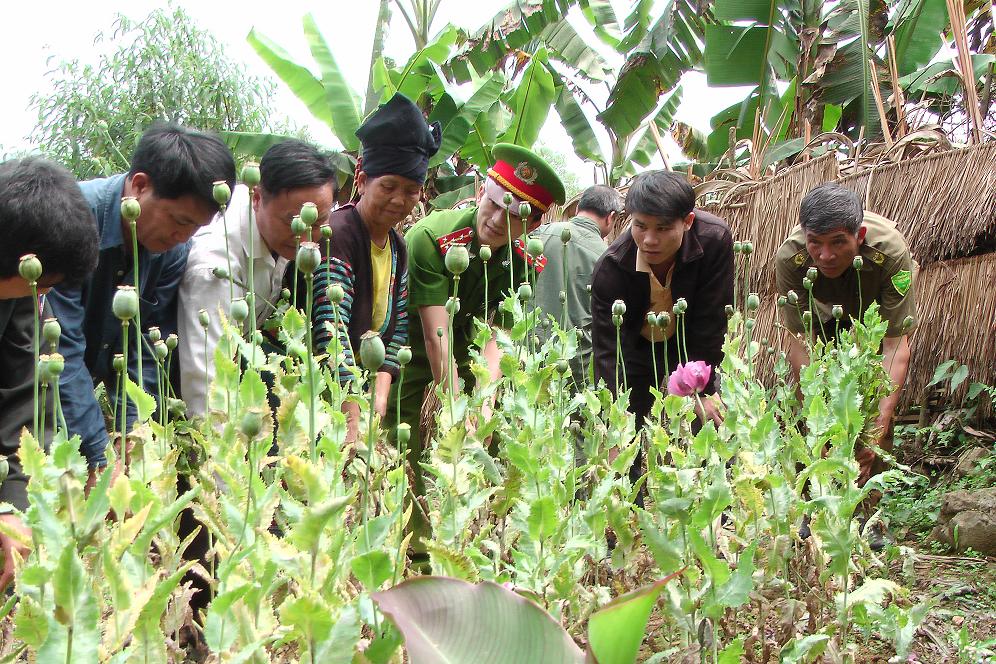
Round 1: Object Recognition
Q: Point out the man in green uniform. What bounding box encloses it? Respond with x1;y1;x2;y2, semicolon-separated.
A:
387;144;564;550
775;183;917;487
533;185;621;384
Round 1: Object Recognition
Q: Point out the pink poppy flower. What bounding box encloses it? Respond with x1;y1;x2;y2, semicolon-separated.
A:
667;361;712;397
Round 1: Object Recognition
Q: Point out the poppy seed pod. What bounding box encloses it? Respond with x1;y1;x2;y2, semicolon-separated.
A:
198;309;210;329
806;267;818;282
47;353;65;377
290;215;308;237
787;290;799;305
517;283;532;301
148;326;162;343
746;293;760;311
733;241;743;254
153;341;169;361
281;288;292;301
120;196;142;222
212;181;232;207
359;331;386;371
18;254;42;283
832;305;844;320
396;423;411;445
213;266;230;281
300;202;319;226
445;297;461;315
253;330;263;344
296;242;322;274
241;162;261;189
658;312;671;328
611;300;626;316
560;227;571;243
745;318;755;332
559;291;566;304
436;327;444;338
502;192;514;206
43;318;61;347
802;311;812;326
646;312;657;326
479;245;492;262
397;346;413;366
0;458;8;487
112;286;140;321
327;283;345;304
229;298;249;322
852;256;864;270
526;238;544;258
445;245;470;276
902;315;914;331
556;359;569;374
777;295;788;308
240;408;264;439
166;333;178;351
725;304;734;318
802;277;813;291
742;242;754;256
675;297;688;314
518;202;532;219
321;225;332;240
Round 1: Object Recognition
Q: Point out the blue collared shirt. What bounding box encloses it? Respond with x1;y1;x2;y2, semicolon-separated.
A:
47;174;190;466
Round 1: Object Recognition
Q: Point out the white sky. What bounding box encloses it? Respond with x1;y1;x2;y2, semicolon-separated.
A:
0;1;751;185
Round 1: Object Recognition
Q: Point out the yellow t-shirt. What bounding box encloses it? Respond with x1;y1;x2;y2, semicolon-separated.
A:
370;239;393;331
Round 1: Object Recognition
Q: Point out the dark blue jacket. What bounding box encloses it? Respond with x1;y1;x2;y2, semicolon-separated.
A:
47;175;189;466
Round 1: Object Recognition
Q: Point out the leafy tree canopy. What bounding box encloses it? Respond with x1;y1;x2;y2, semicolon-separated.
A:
30;4;294;179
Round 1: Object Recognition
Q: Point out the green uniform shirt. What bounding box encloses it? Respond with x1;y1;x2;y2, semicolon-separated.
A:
389;206;535;433
775;211;918;337
532;216;607;379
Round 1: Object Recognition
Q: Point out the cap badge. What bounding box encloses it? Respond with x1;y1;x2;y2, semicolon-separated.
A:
514;161;538;185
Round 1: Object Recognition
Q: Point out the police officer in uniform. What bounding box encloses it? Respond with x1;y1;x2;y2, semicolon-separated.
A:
387;144;565;552
775;183;917;488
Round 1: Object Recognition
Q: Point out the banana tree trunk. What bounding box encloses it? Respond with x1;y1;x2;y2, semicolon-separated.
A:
365;0;392;115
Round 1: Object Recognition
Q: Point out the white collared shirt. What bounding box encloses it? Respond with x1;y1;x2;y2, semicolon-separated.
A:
177;185;289;415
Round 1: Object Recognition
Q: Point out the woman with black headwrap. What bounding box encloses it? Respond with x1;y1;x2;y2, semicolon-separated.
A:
310;93;441;441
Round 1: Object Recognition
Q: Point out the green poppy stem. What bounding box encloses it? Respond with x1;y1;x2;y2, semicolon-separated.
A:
30;282;40;442
305;272;317;461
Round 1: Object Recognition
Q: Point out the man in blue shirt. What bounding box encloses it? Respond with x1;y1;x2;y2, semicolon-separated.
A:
48;124;235;472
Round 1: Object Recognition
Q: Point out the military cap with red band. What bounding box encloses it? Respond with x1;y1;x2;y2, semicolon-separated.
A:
486;143;566;213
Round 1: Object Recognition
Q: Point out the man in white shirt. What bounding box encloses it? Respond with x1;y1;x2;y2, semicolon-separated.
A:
177;139;336;415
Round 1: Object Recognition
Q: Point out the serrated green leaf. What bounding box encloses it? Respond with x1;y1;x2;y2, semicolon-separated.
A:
351;550;392;591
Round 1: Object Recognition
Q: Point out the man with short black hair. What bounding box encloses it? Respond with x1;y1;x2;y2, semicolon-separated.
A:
591;170;733;426
48;123;236;469
0;156;99;589
178;138;336;416
533;184;621;382
775;183;917;486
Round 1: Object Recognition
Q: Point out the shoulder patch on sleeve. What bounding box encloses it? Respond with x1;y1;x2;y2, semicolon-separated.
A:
792;249;807;267
891;269;912;296
866;247;886;265
513;238;547;274
436;227;474;257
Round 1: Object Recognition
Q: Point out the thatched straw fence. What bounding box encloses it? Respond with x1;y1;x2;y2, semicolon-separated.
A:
699;153;841;297
902;253;996;413
835;142;996;265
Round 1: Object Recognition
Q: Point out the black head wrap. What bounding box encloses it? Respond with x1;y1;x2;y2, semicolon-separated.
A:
355;93;442;184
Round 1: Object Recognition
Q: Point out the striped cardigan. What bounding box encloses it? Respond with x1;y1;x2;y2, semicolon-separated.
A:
311;204;409;382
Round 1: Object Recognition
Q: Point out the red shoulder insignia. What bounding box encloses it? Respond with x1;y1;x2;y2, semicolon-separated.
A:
513;238;547;274
436;227;474;256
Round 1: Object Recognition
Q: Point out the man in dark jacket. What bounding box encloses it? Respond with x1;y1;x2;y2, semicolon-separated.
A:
591;170;734;427
0;157;99;589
